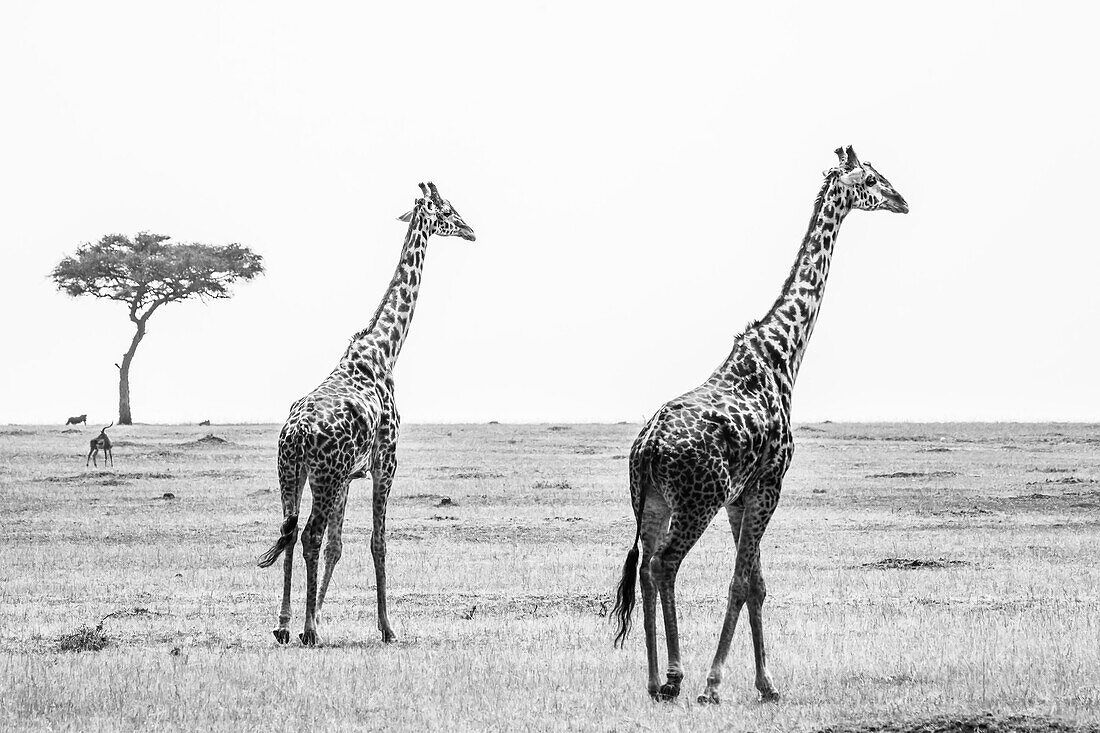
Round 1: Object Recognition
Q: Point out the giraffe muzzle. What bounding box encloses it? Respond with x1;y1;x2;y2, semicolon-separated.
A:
886;193;909;214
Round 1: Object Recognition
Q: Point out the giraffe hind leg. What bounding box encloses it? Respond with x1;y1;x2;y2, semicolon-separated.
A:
316;484;349;618
299;504;329;646
266;448;306;644
652;500;721;701
638;490;670;698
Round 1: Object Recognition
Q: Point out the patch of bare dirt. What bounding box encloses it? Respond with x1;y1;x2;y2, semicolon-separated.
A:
816;712;1089;733
36;471;174;484
940;506;994;516
866;471;960;479
1026;476;1096;486
843;434;957;443
396;590;613;619
447;470;504;480
36;474;131;486
857;558;971;570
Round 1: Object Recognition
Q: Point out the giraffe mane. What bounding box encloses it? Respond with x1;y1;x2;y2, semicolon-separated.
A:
345;203;425;353
738;171;838;338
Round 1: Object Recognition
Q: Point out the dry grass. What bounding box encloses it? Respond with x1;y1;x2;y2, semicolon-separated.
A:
1;422;1098;731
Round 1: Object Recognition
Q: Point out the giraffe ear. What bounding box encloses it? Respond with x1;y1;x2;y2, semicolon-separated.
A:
397;210;414;222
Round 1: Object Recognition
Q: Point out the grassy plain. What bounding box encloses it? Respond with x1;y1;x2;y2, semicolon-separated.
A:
0;422;1098;731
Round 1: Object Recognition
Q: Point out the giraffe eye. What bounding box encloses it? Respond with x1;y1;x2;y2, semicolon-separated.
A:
865;176;877;187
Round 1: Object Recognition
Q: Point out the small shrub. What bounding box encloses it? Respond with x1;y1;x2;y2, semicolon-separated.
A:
57;624;109;652
533;479;572;490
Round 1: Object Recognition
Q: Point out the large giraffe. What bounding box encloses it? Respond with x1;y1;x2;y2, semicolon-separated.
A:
612;147;908;703
257;182;475;646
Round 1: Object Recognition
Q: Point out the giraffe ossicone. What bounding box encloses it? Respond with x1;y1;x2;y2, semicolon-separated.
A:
257;182;475;647
612;147;907;703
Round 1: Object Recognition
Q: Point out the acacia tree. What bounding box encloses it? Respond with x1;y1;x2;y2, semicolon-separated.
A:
51;233;264;424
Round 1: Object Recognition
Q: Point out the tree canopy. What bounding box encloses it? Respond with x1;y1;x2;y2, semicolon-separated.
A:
51;232;264;424
51;232;264;322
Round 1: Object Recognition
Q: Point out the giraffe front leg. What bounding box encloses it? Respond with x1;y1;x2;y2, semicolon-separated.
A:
699;504;745;705
699;493;781;704
747;566;779;701
371;457;397;643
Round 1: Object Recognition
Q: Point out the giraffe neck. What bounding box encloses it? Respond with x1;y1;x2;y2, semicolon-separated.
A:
723;174;851;390
345;204;433;371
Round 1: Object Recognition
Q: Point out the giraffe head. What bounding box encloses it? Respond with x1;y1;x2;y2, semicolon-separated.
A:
397;182;476;241
829;146;908;214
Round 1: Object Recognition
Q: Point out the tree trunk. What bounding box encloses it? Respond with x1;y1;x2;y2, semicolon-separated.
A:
118;317;148;425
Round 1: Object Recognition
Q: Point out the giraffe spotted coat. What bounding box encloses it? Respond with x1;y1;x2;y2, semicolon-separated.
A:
257;182;474;647
614;146;908;704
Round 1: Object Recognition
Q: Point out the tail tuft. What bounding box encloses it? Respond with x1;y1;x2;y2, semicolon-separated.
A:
612;544;640;648
257;514;298;568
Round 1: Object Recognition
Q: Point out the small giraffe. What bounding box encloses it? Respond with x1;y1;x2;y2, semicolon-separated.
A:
612;147;908;703
86;423;113;467
257;182;475;647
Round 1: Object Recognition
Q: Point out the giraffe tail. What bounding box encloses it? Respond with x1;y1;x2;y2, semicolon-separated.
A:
612;417;660;648
257;430;307;568
611;514;642;648
257;514;298;568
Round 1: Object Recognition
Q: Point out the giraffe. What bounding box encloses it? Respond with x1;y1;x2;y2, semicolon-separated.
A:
257;182;475;646
612;146;908;703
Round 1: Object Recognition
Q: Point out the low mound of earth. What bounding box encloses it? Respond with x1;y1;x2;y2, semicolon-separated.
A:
858;557;971;570
816;712;1092;733
186;434;229;446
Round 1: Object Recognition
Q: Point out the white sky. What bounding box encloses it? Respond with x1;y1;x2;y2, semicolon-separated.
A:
1;1;1097;424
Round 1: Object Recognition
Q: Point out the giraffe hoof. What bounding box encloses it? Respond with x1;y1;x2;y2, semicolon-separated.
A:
759;690;781;703
272;628;290;645
697;691;720;705
380;629;397;644
299;630;318;647
654;682;681;701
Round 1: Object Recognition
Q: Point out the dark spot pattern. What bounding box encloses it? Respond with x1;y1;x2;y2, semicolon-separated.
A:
616;149;907;704
260;183;474;647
